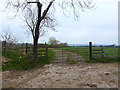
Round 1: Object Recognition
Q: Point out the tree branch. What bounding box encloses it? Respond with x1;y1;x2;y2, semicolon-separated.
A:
41;0;55;20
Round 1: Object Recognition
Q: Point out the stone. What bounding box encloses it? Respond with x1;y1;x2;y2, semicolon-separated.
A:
79;65;81;68
56;79;61;81
73;78;77;80
86;83;97;88
59;72;64;74
69;67;72;69
44;70;51;73
42;83;46;85
103;72;110;75
56;72;59;74
44;64;52;68
58;67;62;70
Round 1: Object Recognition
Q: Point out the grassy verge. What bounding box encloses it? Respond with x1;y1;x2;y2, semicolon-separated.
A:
2;50;55;71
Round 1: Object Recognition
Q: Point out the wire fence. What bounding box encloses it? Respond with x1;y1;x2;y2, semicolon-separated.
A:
94;46;119;59
2;43;48;58
2;42;119;61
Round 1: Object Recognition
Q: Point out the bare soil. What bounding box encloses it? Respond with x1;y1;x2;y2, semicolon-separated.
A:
2;63;118;88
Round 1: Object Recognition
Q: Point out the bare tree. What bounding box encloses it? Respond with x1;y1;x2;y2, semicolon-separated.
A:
1;30;17;47
22;8;57;37
5;0;94;60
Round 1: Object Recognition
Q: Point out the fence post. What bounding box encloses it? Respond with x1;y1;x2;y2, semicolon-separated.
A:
89;42;92;60
45;42;48;58
77;46;79;61
62;47;63;61
26;43;28;55
101;47;104;57
2;41;6;51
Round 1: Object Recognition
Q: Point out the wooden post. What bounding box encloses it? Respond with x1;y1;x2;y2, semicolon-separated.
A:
89;42;92;60
26;43;28;55
77;46;79;61
45;42;48;58
101;47;104;58
62;47;63;61
2;41;6;51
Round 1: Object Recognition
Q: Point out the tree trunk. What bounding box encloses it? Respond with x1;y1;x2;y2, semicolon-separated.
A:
33;37;39;60
32;3;42;61
32;1;54;60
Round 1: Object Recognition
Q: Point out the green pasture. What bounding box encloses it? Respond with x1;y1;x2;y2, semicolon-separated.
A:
61;46;119;63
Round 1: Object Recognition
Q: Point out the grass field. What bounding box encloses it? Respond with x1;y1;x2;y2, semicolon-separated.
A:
61;46;119;63
62;47;89;59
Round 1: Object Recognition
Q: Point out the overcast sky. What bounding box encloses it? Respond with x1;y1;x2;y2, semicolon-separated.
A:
0;0;118;45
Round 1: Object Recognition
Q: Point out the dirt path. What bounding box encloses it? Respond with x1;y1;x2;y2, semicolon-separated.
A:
51;49;85;66
2;51;118;88
2;67;47;88
2;63;118;88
